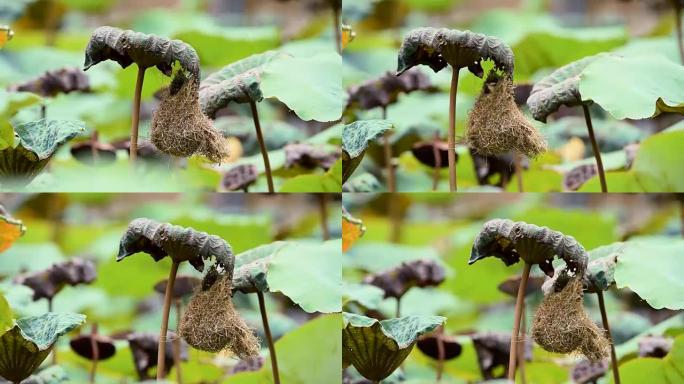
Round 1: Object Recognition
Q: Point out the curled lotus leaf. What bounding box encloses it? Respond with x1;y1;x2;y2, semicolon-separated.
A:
0;313;86;383
526;54;606;123
9;67;90;98
15;258;97;300
342;312;445;382
199;50;287;118
117;218;234;287
21;365;69;384
469;219;588;278
363;259;446;299
83;26;200;79
70;333;116;361
342;120;393;184
347;68;433;110
397;27;514;77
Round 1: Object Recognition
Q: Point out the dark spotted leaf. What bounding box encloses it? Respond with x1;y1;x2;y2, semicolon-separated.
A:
469;219;588;278
363;259;445;299
83;26;200;78
284;143;341;171
397;27;514;77
127;332;187;380
9;67;90;98
221;164;258;192
347;68;432;110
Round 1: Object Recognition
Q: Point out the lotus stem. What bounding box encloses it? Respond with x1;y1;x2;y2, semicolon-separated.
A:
89;324;99;384
318;194;330;240
48;298;57;365
508;263;531;381
675;0;684;64
396;298;401;318
448;68;460;192
91;131;100;165
258;292;280;384
381;106;396;193
157;261;179;380
432;131;441;191
597;290;620;384
514;153;524;192
40;104;46;120
679;197;684;238
174;299;183;384
249;101;274;193
389;195;402;243
582;104;607;193
518;299;527;384
332;2;342;54
436;327;445;382
130;67;146;165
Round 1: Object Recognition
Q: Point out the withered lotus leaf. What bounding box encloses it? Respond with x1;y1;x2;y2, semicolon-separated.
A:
15;258;97;300
69;334;116;361
222;164;258;192
638;336;673;358
416;333;462;360
497;273;545;297
397;27;514;77
117;218;234;287
153;275;201;298
571;359;609;384
471;332;532;380
83;26;200;79
363;259;446;299
284;143;341;171
9;67;90;98
342;313;445;382
342;208;365;253
127;332;187;380
0;205;25;253
469;219;588;277
347;68;432;110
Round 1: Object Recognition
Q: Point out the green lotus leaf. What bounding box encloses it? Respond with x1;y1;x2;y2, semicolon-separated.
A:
0;91;42;150
545;249;618;294
20;365;68;384
469;219;588;278
233;240;342;313
342;120;393;183
117;218;234;286
342;312;446;382
397;27;514;77
260;52;345;122
615;334;684;384
199;50;288;118
526;54;605;122
342;173;381;193
83;26;200;79
579;55;684;120
0;312;85;383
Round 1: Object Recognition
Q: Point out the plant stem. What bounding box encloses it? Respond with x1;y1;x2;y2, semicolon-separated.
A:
249;101;274;193
396;298;401;318
48;298;57;364
91;130;99;165
675;0;684;64
318;194;330;240
432;131;441;191
381;106;396;192
436;327;445;382
157;261;179;380
508;263;531;381
597;290;620;384
514;153;524;192
258;292;280;384
89;324;99;384
679;197;684;238
40;104;46;120
518;299;527;384
389;195;401;243
582;104;607;193
130;67;146;165
448;68;460;192
332;2;342;54
174;299;183;384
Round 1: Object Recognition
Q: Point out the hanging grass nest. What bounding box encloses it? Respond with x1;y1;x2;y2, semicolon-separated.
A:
531;276;610;361
179;273;260;358
151;72;229;163
466;73;547;157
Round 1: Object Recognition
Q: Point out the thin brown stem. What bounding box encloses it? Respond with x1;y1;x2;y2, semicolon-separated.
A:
436;327;445;382
448;68;460;191
508;263;531;381
389;195;401;243
250;101;274;193
582;104;607;193
48;298;57;364
675;0;684;64
157;261;179;380
332;2;342;54
518;299;526;384
396;298;401;318
258;292;280;384
432;132;441;191
174;299;183;384
40;104;46;120
91;130;99;165
381;106;395;192
318;194;330;240
130;67;146;165
597;290;620;384
89;324;99;384
514;153;524;192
